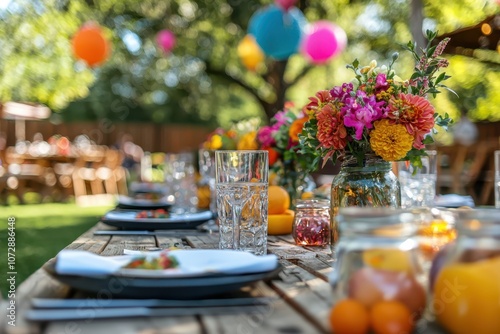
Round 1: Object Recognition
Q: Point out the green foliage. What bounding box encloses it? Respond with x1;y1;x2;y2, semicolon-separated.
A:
0;0;497;126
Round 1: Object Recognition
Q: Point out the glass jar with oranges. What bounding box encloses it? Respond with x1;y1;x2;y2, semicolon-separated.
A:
329;208;426;334
431;208;500;334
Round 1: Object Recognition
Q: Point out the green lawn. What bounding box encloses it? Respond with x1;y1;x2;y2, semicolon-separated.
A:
0;203;113;297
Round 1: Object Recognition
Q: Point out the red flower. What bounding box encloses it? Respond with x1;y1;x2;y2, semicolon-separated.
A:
316;103;347;150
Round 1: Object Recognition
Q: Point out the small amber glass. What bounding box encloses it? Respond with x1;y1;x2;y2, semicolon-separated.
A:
414;208;457;262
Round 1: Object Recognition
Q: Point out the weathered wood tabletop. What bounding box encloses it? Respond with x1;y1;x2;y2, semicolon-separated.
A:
0;222;446;334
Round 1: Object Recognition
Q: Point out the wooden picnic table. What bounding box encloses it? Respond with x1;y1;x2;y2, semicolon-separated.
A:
0;222;446;334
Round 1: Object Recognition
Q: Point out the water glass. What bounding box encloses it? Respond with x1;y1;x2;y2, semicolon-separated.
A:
164;152;198;214
398;150;437;209
198;149;216;213
215;150;268;255
495;151;500;208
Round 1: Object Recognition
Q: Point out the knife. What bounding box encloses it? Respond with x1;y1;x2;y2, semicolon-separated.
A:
26;305;263;321
32;297;274;309
93;230;208;236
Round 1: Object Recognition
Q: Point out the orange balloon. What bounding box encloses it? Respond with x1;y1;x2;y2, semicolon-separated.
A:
72;24;110;67
237;35;264;71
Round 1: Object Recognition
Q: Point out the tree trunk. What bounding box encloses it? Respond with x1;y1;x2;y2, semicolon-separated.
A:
262;59;289;121
409;0;426;51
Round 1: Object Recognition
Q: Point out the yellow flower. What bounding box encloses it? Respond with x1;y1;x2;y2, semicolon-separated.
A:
209;135;223;150
370;119;413;161
360;60;377;75
237;131;259;150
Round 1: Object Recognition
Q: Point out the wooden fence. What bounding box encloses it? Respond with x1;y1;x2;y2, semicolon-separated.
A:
0;119;212;153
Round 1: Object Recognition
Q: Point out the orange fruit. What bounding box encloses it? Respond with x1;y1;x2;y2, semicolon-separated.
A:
301;191;314;200
433;257;500;334
268;185;290;214
197;185;211;209
362;249;412;272
370;300;413;334
268;210;295;235
329;298;370;334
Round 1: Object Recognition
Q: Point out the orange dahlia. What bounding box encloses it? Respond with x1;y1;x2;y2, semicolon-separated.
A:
387;93;435;149
289;116;308;142
316;103;347;150
302;90;333;118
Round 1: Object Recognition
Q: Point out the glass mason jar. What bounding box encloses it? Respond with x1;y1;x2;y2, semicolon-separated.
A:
431;209;500;334
331;208;427;323
330;155;401;244
292;199;331;246
276;161;311;209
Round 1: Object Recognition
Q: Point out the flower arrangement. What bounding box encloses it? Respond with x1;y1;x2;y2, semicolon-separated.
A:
202;118;261;150
300;31;453;171
256;103;313;202
257;102;308;168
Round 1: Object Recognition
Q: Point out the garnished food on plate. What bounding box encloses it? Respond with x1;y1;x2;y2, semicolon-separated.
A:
135;209;170;219
123;251;179;270
132;192;163;201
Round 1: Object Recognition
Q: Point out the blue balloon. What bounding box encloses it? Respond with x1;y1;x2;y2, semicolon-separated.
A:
248;5;306;60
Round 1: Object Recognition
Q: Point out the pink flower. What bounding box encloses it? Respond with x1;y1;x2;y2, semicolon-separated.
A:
342;90;386;140
273;110;289;127
256;126;276;147
375;73;388;91
330;83;353;101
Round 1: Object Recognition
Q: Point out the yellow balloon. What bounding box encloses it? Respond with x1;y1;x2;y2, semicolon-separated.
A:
237;35;264;71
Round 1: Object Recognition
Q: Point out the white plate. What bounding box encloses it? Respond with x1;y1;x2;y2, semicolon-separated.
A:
55;249;279;278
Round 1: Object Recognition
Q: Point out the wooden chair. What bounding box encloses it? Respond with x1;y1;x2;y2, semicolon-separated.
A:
96;148;127;195
476;137;500;205
436;139;498;204
2;146;50;203
72;146;106;199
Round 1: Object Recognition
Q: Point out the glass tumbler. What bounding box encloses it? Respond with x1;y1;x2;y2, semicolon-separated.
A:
215;150;268;255
164;152;198;214
198;149;216;214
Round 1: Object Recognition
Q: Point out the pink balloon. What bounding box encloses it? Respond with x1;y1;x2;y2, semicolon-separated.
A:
156;30;176;53
275;0;297;11
301;21;347;64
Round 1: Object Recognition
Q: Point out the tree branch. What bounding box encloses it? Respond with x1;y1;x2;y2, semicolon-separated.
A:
288;64;314;87
204;62;271;111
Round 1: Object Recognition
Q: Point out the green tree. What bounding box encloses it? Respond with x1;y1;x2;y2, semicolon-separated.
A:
0;0;498;126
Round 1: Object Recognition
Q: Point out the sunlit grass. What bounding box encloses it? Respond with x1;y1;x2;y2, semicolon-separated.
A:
0;203;113;297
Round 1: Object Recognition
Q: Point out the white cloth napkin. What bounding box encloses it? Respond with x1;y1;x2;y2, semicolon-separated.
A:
55;250;134;275
55;249;278;276
435;194;475;208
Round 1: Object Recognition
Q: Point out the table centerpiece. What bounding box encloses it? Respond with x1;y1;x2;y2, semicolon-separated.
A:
299;30;453;242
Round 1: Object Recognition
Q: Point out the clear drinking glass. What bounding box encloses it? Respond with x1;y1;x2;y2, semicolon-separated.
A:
398;150;437;209
164;152;198;214
215;150;268;255
198;149;216;213
495;151;500;208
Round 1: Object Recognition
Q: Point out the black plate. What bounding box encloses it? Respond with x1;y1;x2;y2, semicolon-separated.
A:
101;209;214;230
43;260;282;299
116;195;173;210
